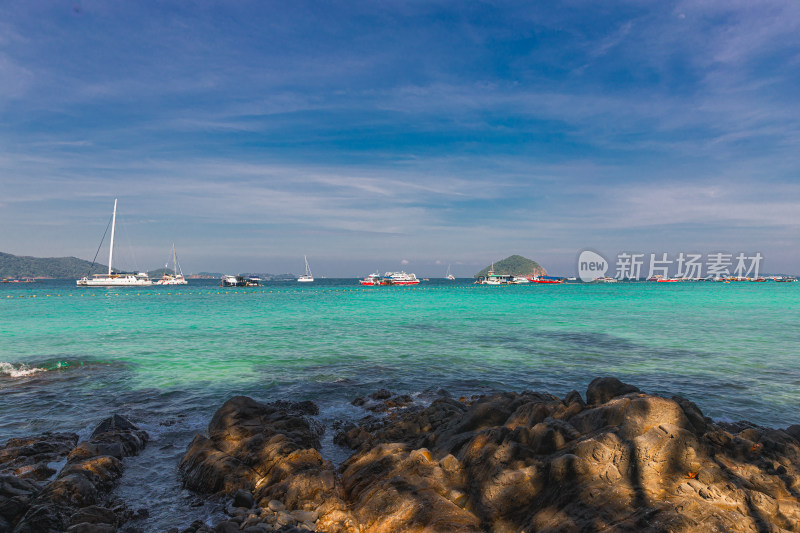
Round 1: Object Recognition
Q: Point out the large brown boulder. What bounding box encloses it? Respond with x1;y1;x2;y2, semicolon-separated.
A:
179;396;358;533
333;378;800;532
179;396;323;494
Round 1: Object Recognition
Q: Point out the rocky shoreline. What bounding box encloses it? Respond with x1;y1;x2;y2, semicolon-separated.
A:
3;377;800;532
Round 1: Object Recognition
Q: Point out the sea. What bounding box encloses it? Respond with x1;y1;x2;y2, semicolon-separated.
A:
1;278;799;530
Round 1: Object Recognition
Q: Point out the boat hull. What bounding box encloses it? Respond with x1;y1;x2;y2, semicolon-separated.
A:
77;276;152;287
155;278;188;285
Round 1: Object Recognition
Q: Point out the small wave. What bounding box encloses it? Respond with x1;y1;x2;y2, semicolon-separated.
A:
0;360;74;378
0;361;47;378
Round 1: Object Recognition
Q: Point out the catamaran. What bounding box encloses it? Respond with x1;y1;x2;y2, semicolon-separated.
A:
77;199;152;287
155;244;188;285
297;256;314;282
445;265;455;280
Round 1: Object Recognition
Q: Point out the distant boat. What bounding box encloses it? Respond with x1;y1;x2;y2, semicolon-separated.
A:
297;256;314;282
155;244;188;285
445;265;455;280
359;273;382;286
528;275;564;284
382;272;420;285
221;275;259;287
591;277;618;283
77;199;152;287
358;271;420;286
475;264;513;284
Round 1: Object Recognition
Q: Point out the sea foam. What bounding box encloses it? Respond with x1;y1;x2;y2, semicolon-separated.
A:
0;361;47;378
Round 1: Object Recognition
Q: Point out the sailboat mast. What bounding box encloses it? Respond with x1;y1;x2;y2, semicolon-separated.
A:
108;199;117;276
172;243;177;275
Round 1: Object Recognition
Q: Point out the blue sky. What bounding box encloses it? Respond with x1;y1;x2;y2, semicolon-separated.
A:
1;1;799;276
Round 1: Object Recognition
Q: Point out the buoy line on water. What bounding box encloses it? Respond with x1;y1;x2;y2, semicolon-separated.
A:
2;283;496;299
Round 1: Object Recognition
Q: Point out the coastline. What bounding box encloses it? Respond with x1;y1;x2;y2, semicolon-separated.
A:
3;377;799;532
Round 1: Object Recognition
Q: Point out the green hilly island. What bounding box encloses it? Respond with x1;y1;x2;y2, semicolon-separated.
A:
0;252;109;279
474;255;547;278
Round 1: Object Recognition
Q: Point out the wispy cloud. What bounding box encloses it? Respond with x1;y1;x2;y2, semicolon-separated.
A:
0;1;798;274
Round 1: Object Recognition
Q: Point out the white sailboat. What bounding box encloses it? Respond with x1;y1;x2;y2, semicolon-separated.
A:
76;199;152;287
155;243;188;285
297;255;314;282
445;264;455;280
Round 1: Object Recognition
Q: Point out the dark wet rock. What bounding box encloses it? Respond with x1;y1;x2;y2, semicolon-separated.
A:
11;415;147;533
785;424;800;442
69;505;117;526
350;390;415;413
562;389;586;407
274;526;307;533
585;376;641;405
66;523;116;533
0;475;41;526
332;423;371;451
213;522;240;533
371;389;392;400
90;415;137;439
0;433;79;481
179;519;205;533
232;488;255;509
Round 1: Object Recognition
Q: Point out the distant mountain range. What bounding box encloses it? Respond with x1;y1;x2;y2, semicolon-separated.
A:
474;255;547;278
0;252;109;279
0;252;301;280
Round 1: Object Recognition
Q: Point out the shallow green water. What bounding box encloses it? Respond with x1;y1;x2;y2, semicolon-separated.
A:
1;278;798;530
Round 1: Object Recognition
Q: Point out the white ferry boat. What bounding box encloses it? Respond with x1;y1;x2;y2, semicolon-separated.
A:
77;199;153;287
383;271;420;285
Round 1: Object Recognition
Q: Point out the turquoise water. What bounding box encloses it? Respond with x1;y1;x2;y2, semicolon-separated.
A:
1;278;798;529
2;279;798;429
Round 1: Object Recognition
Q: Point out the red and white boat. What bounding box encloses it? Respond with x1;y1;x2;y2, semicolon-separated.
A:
527;276;564;284
359;273;382;286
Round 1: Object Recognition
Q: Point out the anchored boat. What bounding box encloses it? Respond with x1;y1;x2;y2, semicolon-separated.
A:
297;256;314;282
221;275;260;287
77;199;152;287
155;244;188;285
